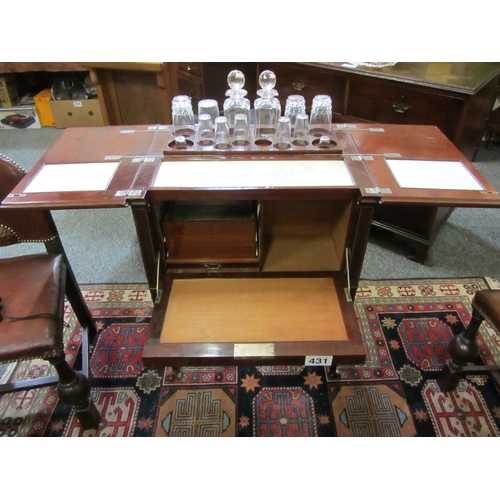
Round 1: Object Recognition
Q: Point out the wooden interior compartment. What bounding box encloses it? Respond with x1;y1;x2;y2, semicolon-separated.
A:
162;200;258;263
260;197;354;272
159;277;349;344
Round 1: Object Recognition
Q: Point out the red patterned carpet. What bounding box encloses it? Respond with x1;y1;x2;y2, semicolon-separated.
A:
1;278;499;437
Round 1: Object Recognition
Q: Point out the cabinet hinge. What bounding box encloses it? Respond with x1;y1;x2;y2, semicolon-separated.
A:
155;251;162;303
365;187;392;195
344;247;352;302
336;124;357;129
350;155;374;161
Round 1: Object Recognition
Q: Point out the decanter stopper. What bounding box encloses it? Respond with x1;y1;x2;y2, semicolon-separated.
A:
226;70;248;96
257;70;278;97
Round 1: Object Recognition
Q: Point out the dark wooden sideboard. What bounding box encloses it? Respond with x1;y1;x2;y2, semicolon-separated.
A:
260;62;500;162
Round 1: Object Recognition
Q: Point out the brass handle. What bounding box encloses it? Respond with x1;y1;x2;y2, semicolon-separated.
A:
205;263;221;271
292;80;305;91
186;63;193;71
393;102;409;114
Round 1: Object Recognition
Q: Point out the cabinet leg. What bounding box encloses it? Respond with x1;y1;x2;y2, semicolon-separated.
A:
48;353;100;430
404;240;429;264
437;308;483;393
448;311;482;366
437;360;462;392
172;367;183;381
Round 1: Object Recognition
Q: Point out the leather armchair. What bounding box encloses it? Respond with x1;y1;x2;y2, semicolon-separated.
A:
0;153;99;430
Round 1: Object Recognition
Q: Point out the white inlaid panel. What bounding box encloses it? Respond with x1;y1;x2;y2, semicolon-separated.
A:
386;160;484;191
23;162;120;193
153;160;355;188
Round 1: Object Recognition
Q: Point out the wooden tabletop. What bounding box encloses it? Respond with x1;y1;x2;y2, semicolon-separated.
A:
3;123;500;210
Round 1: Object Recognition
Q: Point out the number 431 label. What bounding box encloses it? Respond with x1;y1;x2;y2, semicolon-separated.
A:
305;355;333;366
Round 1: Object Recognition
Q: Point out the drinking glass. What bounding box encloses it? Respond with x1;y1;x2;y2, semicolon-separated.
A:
232;113;250;147
274;116;292;150
198;99;219;126
284;95;306;130
310;95;332;124
174;135;188;150
310;94;332;136
292;113;310;147
214;116;231;150
317;135;331;148
197;113;215;146
172;95;195;136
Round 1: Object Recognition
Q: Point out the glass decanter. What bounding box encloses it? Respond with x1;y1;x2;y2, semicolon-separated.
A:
254;70;281;142
223;70;251;130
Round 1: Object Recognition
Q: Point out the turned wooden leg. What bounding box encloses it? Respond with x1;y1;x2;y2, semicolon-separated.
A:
172;367;183;381
448;310;482;366
437;308;483;392
437;360;463;392
47;353;100;430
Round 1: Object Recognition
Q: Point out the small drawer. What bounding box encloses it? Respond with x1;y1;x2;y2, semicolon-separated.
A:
163;201;258;263
346;78;464;138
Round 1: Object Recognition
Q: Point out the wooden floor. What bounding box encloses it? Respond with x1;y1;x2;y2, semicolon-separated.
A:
160;277;348;344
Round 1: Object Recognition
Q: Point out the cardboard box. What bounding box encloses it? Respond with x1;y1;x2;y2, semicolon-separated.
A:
34;88;56;127
0;74;20;108
0;105;41;130
49;99;104;128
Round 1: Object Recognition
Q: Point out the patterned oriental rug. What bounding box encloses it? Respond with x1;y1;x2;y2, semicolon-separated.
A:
1;277;500;438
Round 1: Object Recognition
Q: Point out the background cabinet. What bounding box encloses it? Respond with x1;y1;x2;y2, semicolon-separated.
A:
176;62;204;105
260;62;500;161
81;63;178;126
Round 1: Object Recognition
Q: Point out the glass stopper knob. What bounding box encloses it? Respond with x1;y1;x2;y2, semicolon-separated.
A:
258;70;276;91
227;70;245;91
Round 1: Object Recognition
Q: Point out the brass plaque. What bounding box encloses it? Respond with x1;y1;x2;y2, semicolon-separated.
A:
234;343;275;357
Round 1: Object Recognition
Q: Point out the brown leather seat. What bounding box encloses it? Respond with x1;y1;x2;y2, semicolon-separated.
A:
0;254;65;361
0;153;99;430
438;288;500;392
